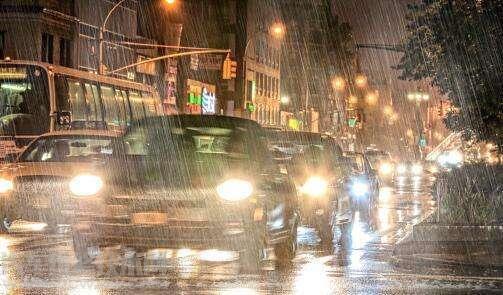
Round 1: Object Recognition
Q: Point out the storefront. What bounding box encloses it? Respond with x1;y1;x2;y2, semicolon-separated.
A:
185;79;217;115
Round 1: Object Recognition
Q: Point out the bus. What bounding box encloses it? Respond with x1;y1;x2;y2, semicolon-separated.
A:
0;60;166;160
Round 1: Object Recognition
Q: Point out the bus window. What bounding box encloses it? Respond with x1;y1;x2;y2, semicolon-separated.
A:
129;90;147;121
83;82;102;122
0;65;50;136
100;85;121;128
67;79;87;121
115;89;130;125
141;91;157;117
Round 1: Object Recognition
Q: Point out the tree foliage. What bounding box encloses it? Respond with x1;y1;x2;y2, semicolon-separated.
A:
397;0;503;150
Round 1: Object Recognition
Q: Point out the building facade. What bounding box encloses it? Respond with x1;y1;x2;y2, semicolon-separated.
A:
178;0;281;125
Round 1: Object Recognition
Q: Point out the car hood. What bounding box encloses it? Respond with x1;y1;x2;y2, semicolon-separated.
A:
0;162;107;180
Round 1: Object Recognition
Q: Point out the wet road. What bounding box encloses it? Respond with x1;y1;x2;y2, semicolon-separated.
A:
1;180;503;294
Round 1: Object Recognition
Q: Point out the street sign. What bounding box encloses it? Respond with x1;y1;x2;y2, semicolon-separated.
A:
348;117;357;127
198;54;224;70
190;54;199;71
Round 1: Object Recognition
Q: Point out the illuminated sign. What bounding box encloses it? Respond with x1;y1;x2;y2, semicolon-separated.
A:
0;67;27;79
201;87;216;114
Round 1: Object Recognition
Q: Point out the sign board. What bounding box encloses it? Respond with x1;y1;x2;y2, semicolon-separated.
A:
201;87;216;114
198;54;224;71
136;56;156;76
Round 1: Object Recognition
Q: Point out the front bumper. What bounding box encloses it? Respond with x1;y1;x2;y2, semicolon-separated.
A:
74;195;271;251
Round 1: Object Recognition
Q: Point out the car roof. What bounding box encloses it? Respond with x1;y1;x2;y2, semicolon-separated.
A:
38;129;122;138
130;115;264;132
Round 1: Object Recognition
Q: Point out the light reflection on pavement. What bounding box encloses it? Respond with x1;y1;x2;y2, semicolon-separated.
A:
1;181;502;294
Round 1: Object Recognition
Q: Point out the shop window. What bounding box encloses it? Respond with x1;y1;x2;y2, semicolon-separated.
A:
41;33;54;63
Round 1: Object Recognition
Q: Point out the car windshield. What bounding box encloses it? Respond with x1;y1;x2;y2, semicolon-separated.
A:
19;135;113;162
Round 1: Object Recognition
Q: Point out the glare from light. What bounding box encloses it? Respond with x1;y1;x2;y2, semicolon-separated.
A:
199;249;237;262
354;74;368;88
365;92;378;106
280;96;290;104
270;23;285;38
301;176;328;197
295;257;331;294
165;0;176;4
411;163;423;175
177;248;194;258
69;174;103;196
0;238;9;257
396;164;407;174
379;162;393;175
69;283;99;295
422;94;430;100
379;187;393;202
407;93;415;100
447;150;463;165
332;76;346;91
0;179;13;193
351;179;369;197
216;179;253;201
221;288;257;295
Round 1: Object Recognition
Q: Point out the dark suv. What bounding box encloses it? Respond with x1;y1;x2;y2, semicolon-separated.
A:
71;115;299;269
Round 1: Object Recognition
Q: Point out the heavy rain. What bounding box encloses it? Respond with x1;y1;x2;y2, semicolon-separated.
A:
0;0;502;293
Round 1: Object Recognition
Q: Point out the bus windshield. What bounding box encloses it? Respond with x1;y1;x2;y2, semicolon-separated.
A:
0;65;50;136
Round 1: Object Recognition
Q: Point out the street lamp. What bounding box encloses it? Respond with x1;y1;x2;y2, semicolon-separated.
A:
98;0;175;75
354;74;368;89
332;76;346;92
365;91;378;106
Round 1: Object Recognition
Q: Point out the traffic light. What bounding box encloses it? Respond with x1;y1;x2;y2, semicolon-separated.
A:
222;55;237;80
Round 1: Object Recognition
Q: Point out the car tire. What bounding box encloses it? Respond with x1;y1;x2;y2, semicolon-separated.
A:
274;224;297;265
317;212;334;247
240;231;264;272
72;231;97;265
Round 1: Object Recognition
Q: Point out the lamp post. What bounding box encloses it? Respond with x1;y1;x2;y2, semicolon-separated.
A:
98;0;175;75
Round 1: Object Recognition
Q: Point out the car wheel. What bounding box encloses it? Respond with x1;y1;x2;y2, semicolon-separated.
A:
0;216;13;234
274;225;297;265
72;231;97;265
317;212;334;247
240;231;265;272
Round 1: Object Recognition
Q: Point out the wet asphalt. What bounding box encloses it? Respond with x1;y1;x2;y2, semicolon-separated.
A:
1;177;503;294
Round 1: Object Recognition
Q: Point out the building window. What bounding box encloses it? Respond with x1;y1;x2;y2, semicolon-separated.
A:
0;32;5;59
60;38;72;67
41;33;54;63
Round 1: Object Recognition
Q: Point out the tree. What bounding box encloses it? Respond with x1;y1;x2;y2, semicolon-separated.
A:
397;0;503;150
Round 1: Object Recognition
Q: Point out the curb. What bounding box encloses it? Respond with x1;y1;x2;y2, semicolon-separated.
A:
391;254;503;274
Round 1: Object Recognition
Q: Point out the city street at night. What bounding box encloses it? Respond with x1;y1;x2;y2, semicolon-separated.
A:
1;183;501;294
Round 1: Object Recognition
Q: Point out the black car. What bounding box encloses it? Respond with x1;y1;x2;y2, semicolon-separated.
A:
266;131;351;245
71;115;299;269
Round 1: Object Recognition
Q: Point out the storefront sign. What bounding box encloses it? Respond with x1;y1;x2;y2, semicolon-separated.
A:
201;87;216;114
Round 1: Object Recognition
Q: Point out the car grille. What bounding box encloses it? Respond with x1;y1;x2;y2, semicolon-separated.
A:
14;176;70;207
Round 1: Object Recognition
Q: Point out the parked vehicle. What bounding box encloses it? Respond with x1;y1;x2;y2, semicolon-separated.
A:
71;115;299;269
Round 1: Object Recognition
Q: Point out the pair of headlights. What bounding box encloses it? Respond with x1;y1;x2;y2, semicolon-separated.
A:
396;163;423;175
73;177;256;201
0;175;255;201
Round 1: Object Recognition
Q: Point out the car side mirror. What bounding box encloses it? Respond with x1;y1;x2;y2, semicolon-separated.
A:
56;111;72;126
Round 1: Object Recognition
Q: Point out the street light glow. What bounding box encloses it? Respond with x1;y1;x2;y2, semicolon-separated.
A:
365;91;378;106
348;95;358;104
270;23;285;38
280;96;290;104
165;0;175;4
355;74;368;88
332;76;346;91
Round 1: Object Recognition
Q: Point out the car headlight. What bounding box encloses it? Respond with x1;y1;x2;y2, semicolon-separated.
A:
379;162;393;175
396;164;407;174
411;164;423;175
0;178;13;193
69;174;104;196
351;179;369;197
216;179;253;201
301;176;328;197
